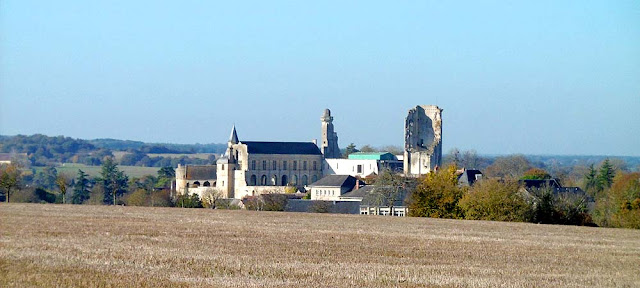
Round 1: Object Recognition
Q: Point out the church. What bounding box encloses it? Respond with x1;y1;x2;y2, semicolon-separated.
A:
175;106;443;200
176;109;342;199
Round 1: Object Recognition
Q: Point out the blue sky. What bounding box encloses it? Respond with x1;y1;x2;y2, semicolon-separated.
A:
1;1;639;155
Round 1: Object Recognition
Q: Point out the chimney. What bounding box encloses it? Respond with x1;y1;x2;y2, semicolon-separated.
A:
355;180;360;190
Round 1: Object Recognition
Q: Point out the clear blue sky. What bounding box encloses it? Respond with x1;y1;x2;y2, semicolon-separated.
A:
1;1;639;156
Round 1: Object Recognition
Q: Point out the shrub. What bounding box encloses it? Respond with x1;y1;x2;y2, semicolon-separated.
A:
459;179;532;222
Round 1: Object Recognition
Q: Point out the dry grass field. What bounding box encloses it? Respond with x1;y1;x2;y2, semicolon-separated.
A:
1;204;639;287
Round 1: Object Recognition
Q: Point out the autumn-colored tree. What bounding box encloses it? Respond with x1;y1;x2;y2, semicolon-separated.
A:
55;175;68;204
408;165;465;218
520;168;552;180
0;163;21;203
597;172;640;229
459;179;532;222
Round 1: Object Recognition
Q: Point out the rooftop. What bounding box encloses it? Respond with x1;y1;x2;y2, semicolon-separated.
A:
243;141;322;155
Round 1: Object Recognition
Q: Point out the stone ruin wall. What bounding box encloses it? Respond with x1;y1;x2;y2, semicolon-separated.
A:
403;105;442;176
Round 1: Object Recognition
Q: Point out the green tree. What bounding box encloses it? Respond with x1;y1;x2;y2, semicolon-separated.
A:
583;164;601;197
459;179;532;222
98;158;128;205
0;163;22;203
598;159;615;190
72;169;91;204
155;166;175;189
408;165;465;218
343;143;359;158
33;166;58;190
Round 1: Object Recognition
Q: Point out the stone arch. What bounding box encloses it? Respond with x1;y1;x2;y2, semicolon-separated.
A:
292;175;298;185
203;181;211;187
192;181;200;188
302;175;308;186
281;175;288;186
250;175;257;186
261;175;267;186
271;175;277;186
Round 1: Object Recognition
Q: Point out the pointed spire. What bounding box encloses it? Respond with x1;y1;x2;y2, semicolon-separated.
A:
229;125;239;144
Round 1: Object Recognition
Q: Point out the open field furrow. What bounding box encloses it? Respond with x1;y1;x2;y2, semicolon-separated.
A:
1;203;639;287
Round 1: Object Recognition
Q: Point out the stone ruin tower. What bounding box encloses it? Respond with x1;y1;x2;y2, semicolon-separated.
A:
404;105;443;176
321;109;341;159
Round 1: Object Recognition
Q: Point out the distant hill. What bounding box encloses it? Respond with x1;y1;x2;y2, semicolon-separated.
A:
0;134;226;167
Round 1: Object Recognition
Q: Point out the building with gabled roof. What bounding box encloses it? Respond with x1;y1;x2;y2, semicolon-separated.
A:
215;125;324;199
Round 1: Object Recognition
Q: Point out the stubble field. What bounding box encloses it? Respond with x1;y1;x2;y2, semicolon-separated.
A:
1;203;639;287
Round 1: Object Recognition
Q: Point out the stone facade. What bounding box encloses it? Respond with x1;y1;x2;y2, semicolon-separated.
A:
403;105;443;176
174;164;217;195
321;109;341;159
216;126;324;199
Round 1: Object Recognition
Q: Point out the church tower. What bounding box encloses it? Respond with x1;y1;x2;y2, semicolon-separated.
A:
321;109;341;159
216;125;238;198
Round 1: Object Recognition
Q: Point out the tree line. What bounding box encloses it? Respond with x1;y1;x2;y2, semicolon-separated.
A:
405;157;639;229
0;158;177;207
0;134;223;167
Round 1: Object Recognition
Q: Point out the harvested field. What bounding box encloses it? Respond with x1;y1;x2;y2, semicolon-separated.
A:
1;204;639;287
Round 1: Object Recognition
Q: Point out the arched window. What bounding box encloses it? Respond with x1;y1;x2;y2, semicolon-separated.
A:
302;175;308;186
281;175;288;186
261;175;267;185
192;181;200;188
250;175;257;186
271;175;277;186
312;175;317;183
203;181;210;187
292;175;298;185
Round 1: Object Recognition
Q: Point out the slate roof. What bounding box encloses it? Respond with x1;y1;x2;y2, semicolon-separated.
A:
309;175;356;188
243;141;322;155
520;179;562;189
457;169;483;186
185;165;217;180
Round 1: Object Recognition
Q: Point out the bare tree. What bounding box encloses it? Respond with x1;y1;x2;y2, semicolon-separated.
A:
201;188;222;209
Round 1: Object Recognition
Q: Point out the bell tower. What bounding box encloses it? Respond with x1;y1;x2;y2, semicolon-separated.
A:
321;109;341;159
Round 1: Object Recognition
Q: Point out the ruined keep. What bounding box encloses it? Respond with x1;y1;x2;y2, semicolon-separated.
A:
403;105;442;176
321;109;341;159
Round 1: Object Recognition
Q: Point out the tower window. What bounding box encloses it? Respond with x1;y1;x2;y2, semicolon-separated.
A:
293;161;297;170
313;161;317;170
273;160;277;170
262;160;267;170
283;161;288;170
303;161;307;170
251;160;256;170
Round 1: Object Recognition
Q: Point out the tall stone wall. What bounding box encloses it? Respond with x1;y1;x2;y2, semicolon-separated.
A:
403;105;442;176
